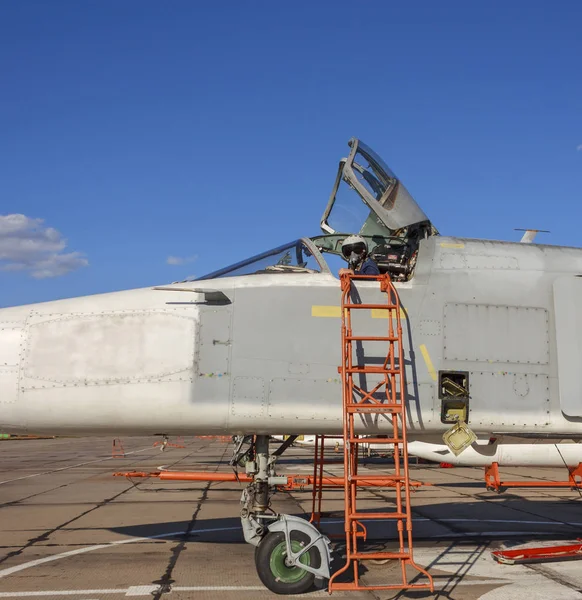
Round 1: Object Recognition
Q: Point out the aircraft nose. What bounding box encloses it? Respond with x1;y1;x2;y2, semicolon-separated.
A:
0;310;27;430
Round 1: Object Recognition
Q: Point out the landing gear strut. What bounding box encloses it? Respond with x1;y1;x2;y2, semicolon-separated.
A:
235;435;331;595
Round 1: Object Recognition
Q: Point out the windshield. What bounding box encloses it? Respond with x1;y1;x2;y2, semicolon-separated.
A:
195;239;326;280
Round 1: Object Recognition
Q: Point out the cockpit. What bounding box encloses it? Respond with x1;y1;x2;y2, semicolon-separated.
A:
194;239;327;280
195;138;438;282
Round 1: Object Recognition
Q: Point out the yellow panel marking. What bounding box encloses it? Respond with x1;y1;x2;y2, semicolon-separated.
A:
312;305;407;319
419;344;438;381
440;242;465;249
311;305;342;318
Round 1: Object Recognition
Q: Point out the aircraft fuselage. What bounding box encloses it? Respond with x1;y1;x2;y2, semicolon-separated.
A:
2;234;581;439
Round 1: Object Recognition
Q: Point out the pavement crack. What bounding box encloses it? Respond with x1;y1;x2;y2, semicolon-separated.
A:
150;443;229;598
151;480;211;599
0;483;136;566
525;563;582;595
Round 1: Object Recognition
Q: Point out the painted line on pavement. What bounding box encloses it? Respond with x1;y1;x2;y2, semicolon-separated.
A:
2;518;582;581
0;578;534;597
0;447;153;485
0;527;233;579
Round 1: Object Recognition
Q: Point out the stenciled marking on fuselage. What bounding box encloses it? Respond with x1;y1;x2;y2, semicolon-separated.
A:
419;344;438;381
440;242;465;248
311;305;407;319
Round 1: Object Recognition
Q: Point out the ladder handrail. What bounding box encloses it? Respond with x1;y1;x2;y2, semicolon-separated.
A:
326;270;434;593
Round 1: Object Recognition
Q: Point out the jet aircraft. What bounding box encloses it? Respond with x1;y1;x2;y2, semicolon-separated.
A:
1;138;581;594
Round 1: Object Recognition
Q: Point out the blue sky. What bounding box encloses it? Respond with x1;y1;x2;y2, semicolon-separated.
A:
1;1;581;307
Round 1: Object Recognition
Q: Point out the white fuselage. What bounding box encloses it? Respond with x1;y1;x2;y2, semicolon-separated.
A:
2;235;582;440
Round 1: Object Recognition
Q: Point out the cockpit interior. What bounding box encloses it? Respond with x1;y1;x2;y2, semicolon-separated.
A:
194;138;438;282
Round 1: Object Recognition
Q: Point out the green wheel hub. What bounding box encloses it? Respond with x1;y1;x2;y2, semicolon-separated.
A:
269;539;311;583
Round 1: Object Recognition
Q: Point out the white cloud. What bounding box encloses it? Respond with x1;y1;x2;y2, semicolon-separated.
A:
0;214;88;279
166;254;198;266
577;144;582;151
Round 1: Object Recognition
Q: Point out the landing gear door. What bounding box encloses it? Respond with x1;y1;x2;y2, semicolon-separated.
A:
320;138;432;236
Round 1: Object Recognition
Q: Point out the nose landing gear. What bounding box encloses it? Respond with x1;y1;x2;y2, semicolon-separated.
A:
235;435;332;595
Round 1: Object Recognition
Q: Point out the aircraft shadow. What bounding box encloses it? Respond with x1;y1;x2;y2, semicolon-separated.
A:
109;494;582;545
109;495;582;598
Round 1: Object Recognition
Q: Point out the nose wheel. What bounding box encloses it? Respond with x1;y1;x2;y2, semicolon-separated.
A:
255;531;321;595
238;436;332;594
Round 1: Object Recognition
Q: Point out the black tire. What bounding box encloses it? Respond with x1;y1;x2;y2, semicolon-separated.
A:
255;530;321;595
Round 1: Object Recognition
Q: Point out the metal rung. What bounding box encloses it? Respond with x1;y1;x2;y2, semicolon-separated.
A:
347;405;403;414
348;437;401;444
323;270;433;594
344;367;400;374
344;304;398;310
345;336;399;342
350;552;411;560
344;274;388;280
348;512;407;520
349;474;405;481
331;583;434;591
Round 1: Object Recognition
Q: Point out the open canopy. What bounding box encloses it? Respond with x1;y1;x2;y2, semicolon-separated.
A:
320;138;434;236
194;139;436;282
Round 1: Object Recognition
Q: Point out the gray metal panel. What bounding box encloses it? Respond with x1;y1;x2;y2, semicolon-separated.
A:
198;308;231;376
232;376;265;418
439;253;466;270
406;381;436;428
268;378;341;421
469;371;549;427
443;303;549;365
0;369;18;405
24;312;195;384
465;255;518;270
0;324;22;366
553;276;582;417
439;253;518;271
0;322;23;407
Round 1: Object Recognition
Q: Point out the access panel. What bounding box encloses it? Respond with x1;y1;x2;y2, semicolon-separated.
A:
554;276;582;417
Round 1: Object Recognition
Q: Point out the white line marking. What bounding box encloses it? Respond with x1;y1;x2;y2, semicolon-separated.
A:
0;579;535;597
125;585;158;596
0;592;122;598
3;515;582;581
0;448;153;486
0;526;236;579
174;592;348;597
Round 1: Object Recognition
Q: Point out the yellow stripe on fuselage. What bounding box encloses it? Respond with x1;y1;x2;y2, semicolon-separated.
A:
419;344;438;381
311;305;407;319
311;305;342;318
440;242;465;249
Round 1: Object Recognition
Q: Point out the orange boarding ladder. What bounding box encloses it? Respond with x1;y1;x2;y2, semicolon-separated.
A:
328;271;433;593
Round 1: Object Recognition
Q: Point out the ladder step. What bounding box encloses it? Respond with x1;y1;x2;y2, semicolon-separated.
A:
330;582;433;592
348;437;401;444
344;367;400;374
344;304;397;310
349;512;407;520
330;273;433;593
345;336;399;342
343;274;386;280
349;474;405;481
350;552;411;560
347;405;403;414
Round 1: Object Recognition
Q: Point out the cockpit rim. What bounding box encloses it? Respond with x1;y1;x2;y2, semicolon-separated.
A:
192;237;333;282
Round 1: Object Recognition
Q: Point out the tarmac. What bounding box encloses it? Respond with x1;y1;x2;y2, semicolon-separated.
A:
1;436;582;599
